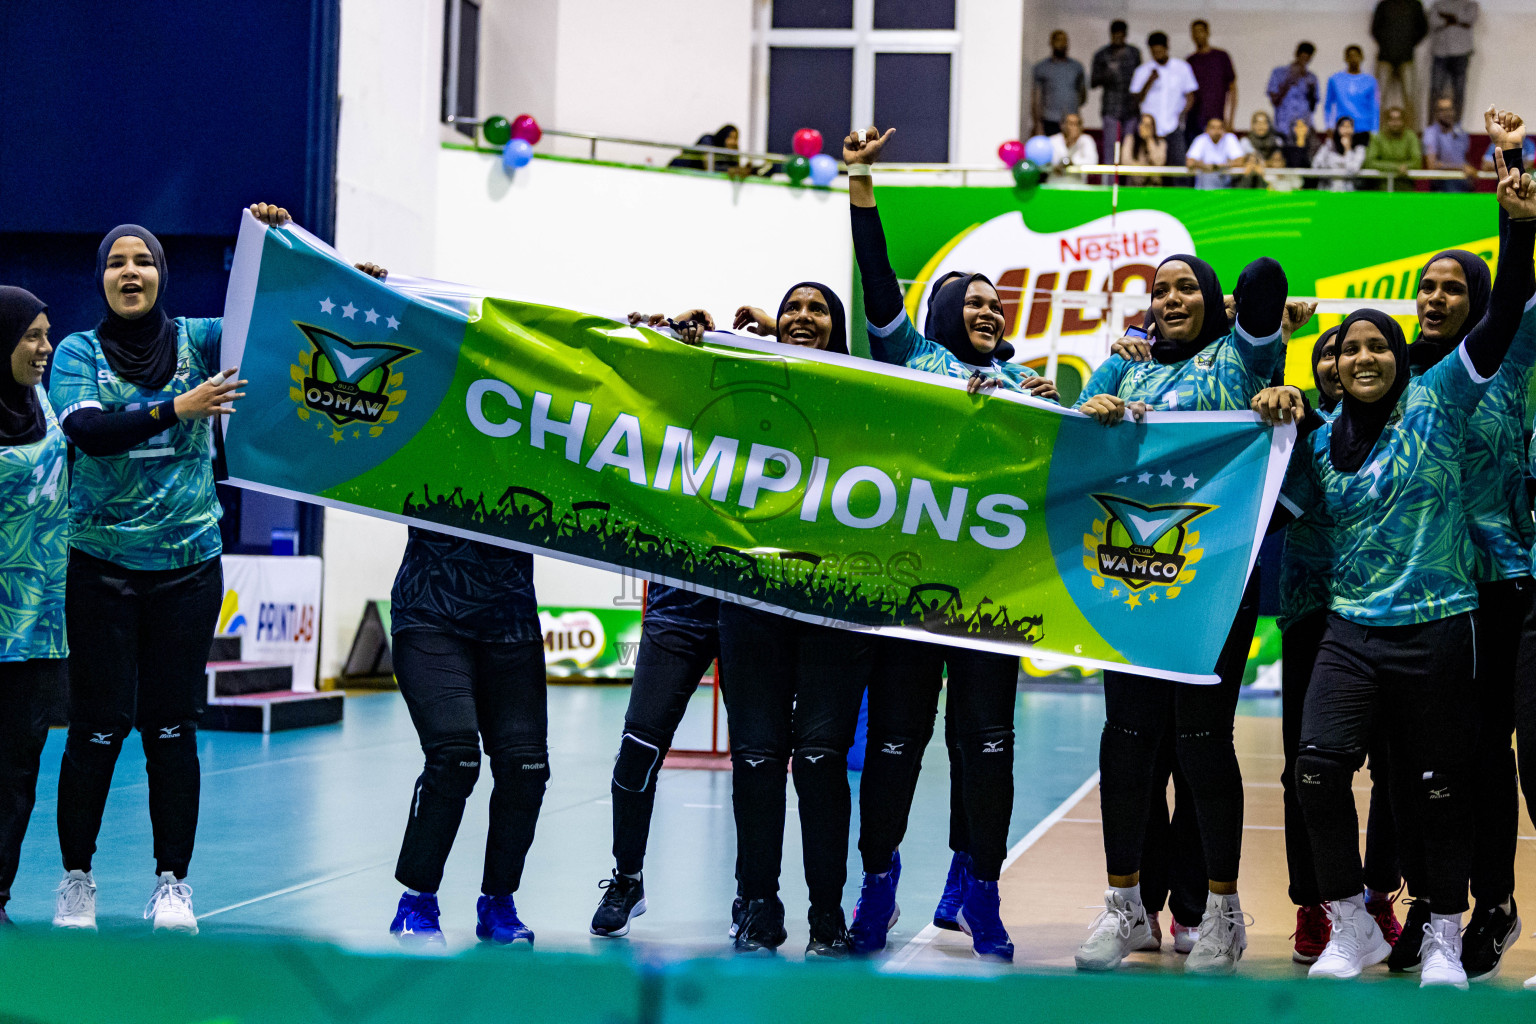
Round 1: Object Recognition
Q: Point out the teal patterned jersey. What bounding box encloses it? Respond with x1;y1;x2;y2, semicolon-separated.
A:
1279;345;1488;626
1073;322;1285;413
1277;407;1340;632
1447;296;1536;582
49;318;223;570
867;312;1048;396
0;387;69;661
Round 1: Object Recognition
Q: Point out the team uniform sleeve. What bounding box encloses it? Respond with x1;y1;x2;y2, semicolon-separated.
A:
48;334;103;424
1073;355;1128;408
184;317;223;378
864;310;927;367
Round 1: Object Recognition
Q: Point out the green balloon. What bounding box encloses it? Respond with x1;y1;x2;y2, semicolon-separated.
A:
1011;159;1042;190
786;155;811;184
483;115;512;146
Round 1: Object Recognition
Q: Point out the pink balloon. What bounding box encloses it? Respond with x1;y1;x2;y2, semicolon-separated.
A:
793;128;824;157
998;140;1024;167
511;114;542;145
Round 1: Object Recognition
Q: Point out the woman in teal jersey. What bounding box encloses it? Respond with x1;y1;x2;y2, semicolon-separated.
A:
0;287;67;928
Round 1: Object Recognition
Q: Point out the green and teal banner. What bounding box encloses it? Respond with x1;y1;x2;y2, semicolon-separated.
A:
221;214;1291;683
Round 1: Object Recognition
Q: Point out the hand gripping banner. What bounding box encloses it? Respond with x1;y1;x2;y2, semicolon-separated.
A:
222;214;1293;683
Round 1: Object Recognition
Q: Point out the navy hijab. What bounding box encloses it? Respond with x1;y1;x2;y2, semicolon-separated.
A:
1312;325;1342;413
923;271;1008;367
1147;253;1230;365
96;224;179;390
776;281;847;355
1329;309;1411;473
1409;249;1491;372
0;286;48;447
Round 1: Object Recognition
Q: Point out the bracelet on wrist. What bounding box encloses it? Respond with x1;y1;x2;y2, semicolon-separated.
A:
847;163;872;177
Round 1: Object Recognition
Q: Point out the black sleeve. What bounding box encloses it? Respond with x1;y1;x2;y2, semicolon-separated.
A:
1232;256;1288;339
851;204;907;329
1464;172;1536;378
61;403;175;457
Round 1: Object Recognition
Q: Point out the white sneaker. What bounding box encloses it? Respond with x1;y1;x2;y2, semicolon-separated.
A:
1419;918;1469;990
1172;920;1200;955
1186;892;1251;976
53;870;98;931
1075;890;1154;971
144;872;198;934
1524;971;1536;990
1309;899;1391;980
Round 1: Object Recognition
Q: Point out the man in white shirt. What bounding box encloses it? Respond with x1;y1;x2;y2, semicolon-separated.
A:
1130;31;1199;181
1185;117;1246;189
1049;113;1100;170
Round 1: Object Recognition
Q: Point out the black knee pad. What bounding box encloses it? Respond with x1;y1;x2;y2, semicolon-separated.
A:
140;719;198;763
867;733;923;763
1295;750;1354;800
424;744;483;800
731;750;786;775
1418;769;1460;805
64;723;126;774
613;730;665;793
792;746;845;777
491;746;550;786
962;726;1013;759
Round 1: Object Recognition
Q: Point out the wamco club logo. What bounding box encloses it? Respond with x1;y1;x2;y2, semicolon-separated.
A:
1083;494;1214;608
289;323;415;442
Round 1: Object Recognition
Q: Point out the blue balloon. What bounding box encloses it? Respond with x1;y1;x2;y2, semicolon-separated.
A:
1024;135;1054;167
502;138;534;171
808;153;838;186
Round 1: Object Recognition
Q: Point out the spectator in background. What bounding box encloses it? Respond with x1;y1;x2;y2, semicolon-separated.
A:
1123;113;1168;186
1049;112;1100;169
1131;32;1199;180
1186;117;1246;189
1091;20;1142;156
1032;30;1087;138
1239;110;1287;187
1313;115;1368;191
1422;95;1476;191
1371;0;1429;126
1428;0;1478;120
1362;106;1422;188
1324;45;1381;138
1278;119;1324;191
1185;20;1236;146
1268;43;1320;134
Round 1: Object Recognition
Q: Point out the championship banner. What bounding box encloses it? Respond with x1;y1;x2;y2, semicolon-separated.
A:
221;214;1292;683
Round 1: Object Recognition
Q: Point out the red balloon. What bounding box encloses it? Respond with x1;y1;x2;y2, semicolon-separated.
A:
793;128;823;157
997;140;1025;167
511;114;542;145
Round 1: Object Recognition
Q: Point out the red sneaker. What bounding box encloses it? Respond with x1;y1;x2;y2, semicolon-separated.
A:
1366;893;1403;946
1292;904;1331;964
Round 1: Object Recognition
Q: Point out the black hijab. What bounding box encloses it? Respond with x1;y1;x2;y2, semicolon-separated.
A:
1312;325;1342;413
95;224;178;390
0;287;48;447
1329;309;1411;473
1409;249;1491;372
776;281;847;355
923;271;1004;367
711;124;740;149
1147;253;1230;365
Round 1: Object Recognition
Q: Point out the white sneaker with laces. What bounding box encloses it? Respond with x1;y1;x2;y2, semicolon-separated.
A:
144;872;198;934
1420;917;1469;990
1186;892;1251;975
53;869;97;931
1075;890;1154;971
1309;898;1391;979
1173;920;1200;955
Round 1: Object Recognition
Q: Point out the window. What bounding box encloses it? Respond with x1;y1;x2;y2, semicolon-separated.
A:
755;0;958;162
441;0;480;138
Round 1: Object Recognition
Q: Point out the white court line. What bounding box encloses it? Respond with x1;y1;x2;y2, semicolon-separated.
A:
200;860;393;919
883;771;1100;972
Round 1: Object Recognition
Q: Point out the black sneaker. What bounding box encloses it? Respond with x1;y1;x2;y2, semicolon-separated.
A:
590;871;647;937
0;905;13;929
733;897;787;955
728;894;744;938
1387;898;1433;973
806;906;852;960
1461;896;1521;981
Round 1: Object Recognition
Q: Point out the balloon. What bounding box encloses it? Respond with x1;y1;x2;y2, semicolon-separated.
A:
1024;135;1054;167
483;115;512;146
786;155;811;184
997;140;1024;167
792;128;823;157
808;153;838;186
1011;159;1042;191
511;114;542;145
502;138;534;172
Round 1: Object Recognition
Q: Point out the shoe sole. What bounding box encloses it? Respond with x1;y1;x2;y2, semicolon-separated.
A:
53;921;98;932
1465;914;1520;982
932;917;962;931
590;897;648;938
956;908;1015;963
153;922;199;935
1292;950;1321;964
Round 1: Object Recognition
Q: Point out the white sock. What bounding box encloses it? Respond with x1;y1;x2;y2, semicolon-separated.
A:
405;888;426;897
1429;911;1462;928
1111;884;1142;906
621;871;641;881
1211;890;1240;909
1338;892;1367;912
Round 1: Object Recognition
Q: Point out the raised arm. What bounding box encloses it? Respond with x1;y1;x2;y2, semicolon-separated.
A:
845;126;906;329
1463;111;1536;378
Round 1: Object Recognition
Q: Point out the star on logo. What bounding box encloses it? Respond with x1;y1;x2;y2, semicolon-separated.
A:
1137;471;1153;484
341;302;358;319
1183;474;1199;489
364;308;379;324
1126;593;1141;608
386;315;400;330
1116;475;1130;483
319;297;335;314
1159;470;1176;486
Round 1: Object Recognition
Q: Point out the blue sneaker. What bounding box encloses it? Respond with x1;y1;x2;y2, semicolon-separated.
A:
955;872;1014;963
849;850;902;953
477;894;534;946
933;851;970;931
390;891;445;946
